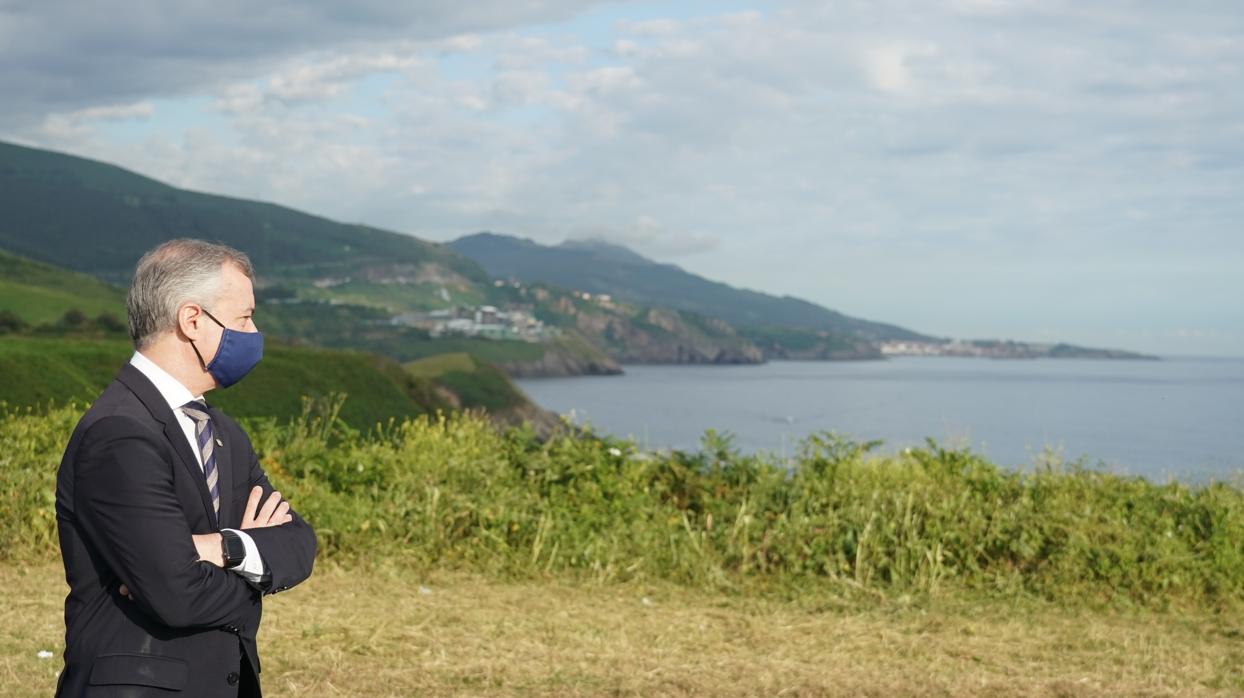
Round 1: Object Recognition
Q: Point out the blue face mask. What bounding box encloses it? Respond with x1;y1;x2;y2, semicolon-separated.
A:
191;308;264;388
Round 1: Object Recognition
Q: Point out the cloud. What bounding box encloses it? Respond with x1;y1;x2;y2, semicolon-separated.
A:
2;0;1242;353
269;53;423;103
214;50;425;113
864;44;917;93
40;100;154;138
0;1;606;126
570;215;722;258
619;18;681;37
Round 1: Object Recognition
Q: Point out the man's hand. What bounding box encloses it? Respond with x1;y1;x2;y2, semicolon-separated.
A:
241;486;292;530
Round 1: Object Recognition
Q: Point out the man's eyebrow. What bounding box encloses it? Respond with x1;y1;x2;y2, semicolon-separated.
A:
244;306;255;314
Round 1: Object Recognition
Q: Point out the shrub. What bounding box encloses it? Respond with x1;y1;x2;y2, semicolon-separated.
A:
5;398;1243;609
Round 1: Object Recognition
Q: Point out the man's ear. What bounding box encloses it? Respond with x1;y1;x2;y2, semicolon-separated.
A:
178;303;205;341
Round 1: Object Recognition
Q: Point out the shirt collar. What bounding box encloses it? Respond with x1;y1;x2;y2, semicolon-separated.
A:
129;351;204;414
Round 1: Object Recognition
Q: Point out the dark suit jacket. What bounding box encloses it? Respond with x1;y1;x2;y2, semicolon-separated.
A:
55;363;317;697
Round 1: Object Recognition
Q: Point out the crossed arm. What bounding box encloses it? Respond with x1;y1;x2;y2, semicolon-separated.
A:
121;486;291;598
76;416;315;629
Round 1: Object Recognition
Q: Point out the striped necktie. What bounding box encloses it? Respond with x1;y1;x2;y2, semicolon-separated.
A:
180;400;220;516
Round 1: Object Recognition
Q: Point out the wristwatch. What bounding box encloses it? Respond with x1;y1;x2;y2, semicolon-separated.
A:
220;530;247;568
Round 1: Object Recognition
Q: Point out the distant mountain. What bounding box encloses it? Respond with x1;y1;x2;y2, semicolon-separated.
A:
0;141;773;374
449;232;928;341
557;238;653;266
0;140;487;286
2;141;1146;373
490;281;767;367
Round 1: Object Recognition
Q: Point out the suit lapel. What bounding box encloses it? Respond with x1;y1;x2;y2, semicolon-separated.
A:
116;363;219;528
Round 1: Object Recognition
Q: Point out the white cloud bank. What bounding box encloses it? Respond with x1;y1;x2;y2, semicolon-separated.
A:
2;0;1242;354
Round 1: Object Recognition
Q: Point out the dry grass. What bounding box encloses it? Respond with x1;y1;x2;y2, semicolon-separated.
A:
5;563;1244;697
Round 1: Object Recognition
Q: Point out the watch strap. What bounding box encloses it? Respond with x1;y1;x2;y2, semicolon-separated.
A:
220;530;247;568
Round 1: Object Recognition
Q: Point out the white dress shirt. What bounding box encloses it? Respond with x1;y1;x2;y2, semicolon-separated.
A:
129;351;269;585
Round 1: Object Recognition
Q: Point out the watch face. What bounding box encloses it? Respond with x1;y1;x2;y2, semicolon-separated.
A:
223;533;246;564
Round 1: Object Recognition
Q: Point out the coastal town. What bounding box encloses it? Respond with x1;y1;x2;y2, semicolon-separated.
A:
880;339;1154;360
878;340;1043;358
391;303;557;341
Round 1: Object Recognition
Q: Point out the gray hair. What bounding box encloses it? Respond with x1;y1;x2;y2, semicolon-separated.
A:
127;239;254;349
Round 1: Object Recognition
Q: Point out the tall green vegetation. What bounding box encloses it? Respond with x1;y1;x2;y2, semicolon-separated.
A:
5;398;1242;610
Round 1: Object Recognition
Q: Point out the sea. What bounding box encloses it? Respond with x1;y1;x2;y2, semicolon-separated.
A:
516;356;1244;483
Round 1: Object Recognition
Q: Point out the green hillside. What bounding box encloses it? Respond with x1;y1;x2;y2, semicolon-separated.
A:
0;241;580;377
0;249;126;325
0;142;645;375
0;140;871;372
0;337;454;429
533;286;765;364
399;336;546;364
740;325;884;360
0;140;488;289
406;352;528;411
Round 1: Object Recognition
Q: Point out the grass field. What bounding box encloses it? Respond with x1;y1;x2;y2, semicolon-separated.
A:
5;562;1243;697
7;401;1244;695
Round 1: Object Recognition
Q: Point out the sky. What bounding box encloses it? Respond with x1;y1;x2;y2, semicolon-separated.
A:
2;1;1241;356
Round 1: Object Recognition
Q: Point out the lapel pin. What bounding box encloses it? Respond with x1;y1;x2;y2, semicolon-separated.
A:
216;438;223;447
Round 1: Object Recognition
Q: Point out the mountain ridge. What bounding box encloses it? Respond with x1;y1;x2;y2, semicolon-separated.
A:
0;140;486;286
450;231;928;342
449;232;1159;361
0;141;1155;365
0;141;780;373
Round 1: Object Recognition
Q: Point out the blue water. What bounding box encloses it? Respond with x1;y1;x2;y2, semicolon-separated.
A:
516;357;1244;482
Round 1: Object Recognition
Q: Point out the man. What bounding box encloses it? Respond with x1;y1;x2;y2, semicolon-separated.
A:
55;239;317;696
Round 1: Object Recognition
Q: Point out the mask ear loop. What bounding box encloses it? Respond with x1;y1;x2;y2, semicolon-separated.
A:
187;306;226;371
190;340;210;371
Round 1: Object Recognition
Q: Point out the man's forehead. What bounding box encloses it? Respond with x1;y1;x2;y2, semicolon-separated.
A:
218;264;255;305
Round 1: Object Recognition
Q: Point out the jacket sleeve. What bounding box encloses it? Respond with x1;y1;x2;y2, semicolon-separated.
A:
73;415;259;630
234;433;318;595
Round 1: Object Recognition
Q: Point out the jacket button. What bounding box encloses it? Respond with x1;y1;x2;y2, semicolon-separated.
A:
227;671;240;685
